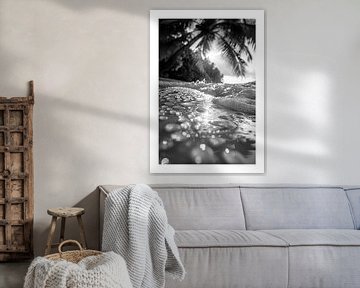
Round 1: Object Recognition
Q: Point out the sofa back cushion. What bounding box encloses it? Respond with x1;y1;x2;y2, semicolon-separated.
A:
153;185;246;230
345;188;360;229
240;187;355;230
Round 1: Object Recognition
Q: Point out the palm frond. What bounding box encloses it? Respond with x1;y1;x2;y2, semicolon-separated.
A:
241;43;253;62
159;19;256;76
242;19;256;48
217;35;247;77
195;19;218;33
196;33;215;55
217;20;256;51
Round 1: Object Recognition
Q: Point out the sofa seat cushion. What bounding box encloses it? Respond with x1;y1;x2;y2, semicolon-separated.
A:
166;246;289;288
175;230;288;248
260;230;360;288
262;229;360;246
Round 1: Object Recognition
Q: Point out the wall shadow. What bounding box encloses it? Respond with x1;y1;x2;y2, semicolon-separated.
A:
41;96;147;127
32;93;147;256
51;0;248;16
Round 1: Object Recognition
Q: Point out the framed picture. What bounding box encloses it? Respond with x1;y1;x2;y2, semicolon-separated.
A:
150;10;264;173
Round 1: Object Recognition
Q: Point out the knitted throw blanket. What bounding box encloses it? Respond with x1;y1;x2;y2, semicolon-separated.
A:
102;184;185;288
24;251;133;288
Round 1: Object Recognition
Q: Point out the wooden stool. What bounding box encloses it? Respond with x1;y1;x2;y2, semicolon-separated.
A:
45;207;87;255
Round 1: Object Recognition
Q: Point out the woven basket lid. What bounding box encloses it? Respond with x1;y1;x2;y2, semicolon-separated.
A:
45;240;102;264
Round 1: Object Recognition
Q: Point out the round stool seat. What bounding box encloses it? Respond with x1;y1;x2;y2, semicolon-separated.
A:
47;207;85;218
45;207;87;255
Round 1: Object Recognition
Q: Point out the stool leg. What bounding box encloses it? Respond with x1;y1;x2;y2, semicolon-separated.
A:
45;216;57;255
60;217;66;243
77;215;87;249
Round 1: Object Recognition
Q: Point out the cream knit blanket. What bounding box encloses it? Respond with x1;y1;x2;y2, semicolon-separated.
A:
24;251;132;288
102;184;185;288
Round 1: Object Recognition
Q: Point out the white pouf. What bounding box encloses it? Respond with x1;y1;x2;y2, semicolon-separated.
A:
24;251;133;288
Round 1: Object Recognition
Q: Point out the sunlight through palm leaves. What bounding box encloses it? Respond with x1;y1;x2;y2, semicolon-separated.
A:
160;19;256;79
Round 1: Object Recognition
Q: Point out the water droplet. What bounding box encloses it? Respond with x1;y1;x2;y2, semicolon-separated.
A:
161;158;170;165
178;116;187;122
171;131;186;142
225;148;230;154
159;138;174;150
222;149;247;164
209;138;226;147
194;156;202;164
190;146;216;164
200;144;206;151
180;122;190;129
165;123;181;132
182;102;195;107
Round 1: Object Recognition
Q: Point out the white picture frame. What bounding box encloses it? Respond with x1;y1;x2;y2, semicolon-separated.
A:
150;10;264;173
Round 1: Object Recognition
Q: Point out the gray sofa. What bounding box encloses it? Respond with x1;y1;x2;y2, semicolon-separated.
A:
99;185;360;288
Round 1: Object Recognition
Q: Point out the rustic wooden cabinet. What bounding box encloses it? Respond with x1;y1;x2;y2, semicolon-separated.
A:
0;82;34;261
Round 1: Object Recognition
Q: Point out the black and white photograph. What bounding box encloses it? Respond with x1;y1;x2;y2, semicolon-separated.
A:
150;10;264;173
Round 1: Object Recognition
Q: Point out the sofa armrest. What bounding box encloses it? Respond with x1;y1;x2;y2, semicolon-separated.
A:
98;186;109;250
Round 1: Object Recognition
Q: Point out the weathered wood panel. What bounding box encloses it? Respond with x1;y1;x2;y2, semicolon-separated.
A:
0;81;34;261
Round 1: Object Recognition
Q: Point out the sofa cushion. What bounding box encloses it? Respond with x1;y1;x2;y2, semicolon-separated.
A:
175;230;288;248
287;246;360;288
165;247;288;288
241;187;355;230
153;186;246;230
260;230;360;288
345;188;360;229
262;229;360;246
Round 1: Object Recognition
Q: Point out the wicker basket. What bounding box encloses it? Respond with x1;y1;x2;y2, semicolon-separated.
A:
45;240;102;263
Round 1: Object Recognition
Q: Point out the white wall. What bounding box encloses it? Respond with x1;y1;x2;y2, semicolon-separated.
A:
0;0;359;255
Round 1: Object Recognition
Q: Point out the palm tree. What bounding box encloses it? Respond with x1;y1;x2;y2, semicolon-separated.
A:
159;19;256;78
